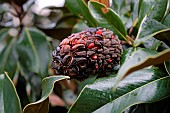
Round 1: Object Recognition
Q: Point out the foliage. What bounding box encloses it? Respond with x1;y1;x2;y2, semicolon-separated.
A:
0;0;76;112
0;0;170;113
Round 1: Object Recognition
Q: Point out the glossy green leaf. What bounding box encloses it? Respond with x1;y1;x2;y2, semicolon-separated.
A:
165;61;170;76
68;68;169;113
163;14;170;27
0;28;9;52
137;0;168;27
115;47;157;82
134;17;169;46
111;0;130;28
65;0;97;27
120;47;134;65
147;0;169;21
17;27;51;78
0;37;17;78
143;38;161;50
154;29;170;46
23;76;70;113
137;0;154;27
130;0;143;21
0;28;17;77
94;74;170;113
0;72;22;113
111;0;126;15
114;48;170;87
88;1;127;41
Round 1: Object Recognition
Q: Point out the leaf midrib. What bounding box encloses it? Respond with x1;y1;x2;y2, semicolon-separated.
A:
24;28;40;72
96;76;170;112
0;38;16;72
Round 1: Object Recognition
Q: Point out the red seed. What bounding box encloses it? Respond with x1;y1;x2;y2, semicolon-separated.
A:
88;43;94;49
94;46;98;49
111;35;115;39
72;42;76;45
92;55;97;60
95;65;99;69
75;39;78;43
72;39;78;45
107;59;112;63
96;30;102;35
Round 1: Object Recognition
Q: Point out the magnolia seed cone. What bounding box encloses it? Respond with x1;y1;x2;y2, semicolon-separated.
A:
52;27;123;81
